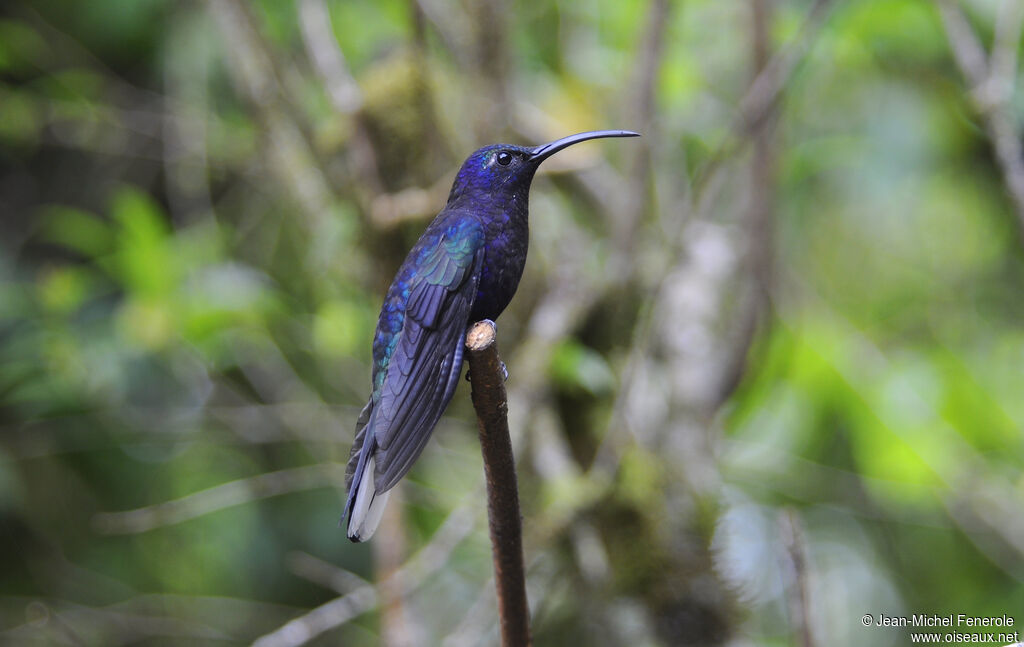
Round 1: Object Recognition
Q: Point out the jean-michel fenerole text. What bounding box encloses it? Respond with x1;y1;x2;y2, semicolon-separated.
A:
875;614;1015;628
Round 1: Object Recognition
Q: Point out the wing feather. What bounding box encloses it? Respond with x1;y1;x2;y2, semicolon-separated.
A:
370;230;484;492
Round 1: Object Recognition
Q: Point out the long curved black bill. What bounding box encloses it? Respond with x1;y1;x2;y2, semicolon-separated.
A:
529;129;640;164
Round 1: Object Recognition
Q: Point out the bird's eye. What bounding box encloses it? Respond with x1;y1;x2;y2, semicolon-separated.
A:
496;151;513;166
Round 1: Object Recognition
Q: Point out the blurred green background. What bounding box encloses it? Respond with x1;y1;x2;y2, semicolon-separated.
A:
1;0;1023;645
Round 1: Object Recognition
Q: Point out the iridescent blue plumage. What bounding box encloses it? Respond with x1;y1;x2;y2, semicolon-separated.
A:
344;130;638;541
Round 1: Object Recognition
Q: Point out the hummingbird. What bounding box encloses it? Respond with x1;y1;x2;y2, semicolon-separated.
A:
344;130;639;541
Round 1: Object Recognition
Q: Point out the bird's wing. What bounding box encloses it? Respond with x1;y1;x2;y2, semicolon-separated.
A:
371;226;484;491
343;396;374;492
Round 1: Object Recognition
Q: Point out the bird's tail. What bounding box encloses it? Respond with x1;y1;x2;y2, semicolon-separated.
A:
343;399;391;542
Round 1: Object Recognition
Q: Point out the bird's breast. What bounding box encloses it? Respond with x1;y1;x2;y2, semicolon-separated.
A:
471;225;528;322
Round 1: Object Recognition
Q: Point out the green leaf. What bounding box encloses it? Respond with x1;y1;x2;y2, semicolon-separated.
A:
109;186;177;297
38;267;93;315
313;298;370;357
0;20;50;72
0;88;41;144
41;205;113;258
549;340;616;396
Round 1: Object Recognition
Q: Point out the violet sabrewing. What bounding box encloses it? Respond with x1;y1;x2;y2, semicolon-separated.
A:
344;130;639;541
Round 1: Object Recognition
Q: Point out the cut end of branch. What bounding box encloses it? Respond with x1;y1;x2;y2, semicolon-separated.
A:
466;320;497;352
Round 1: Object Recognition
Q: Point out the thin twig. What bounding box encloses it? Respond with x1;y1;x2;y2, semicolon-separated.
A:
297;0;362;114
464;320;531;647
286;552;371;594
616;0;672;255
207;0;337;229
441;578;498;647
593;0;837;473
252;504;477;647
296;0;386;198
780;509;816;647
252;585;378;647
370;172;454;228
1;600;231;646
937;0;989;83
92;465;345;534
989;0;1024;103
375;488;417;647
412;0;474;69
666;0;835;233
937;0;1024;242
712;0;780;409
470;0;511;138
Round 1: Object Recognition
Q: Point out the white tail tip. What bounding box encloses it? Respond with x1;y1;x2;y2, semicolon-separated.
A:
347;456;391;542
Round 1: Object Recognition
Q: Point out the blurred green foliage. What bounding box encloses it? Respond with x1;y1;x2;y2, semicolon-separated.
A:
1;0;1023;646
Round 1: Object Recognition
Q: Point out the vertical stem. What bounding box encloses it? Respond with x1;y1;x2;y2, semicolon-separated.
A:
471;0;510;138
464;320;531;647
375;488;417;647
713;0;779;406
618;0;670;256
781;509;816;647
750;0;777;303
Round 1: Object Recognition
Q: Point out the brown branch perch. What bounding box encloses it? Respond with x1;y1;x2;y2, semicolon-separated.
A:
464;320;531;647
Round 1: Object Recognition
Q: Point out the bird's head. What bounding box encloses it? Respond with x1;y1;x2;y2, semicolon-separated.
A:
446;130;639;207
